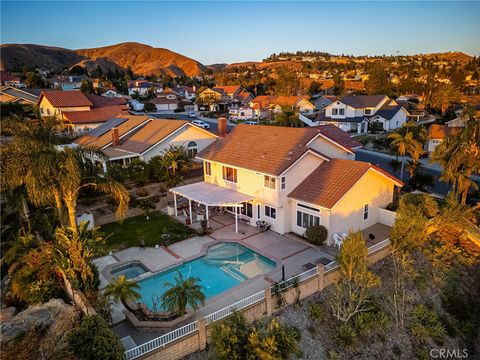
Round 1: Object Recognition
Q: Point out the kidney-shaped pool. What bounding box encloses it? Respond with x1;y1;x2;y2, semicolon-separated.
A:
137;242;276;309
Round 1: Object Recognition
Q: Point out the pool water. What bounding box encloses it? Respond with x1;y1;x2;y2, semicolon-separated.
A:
138;243;276;309
111;263;147;280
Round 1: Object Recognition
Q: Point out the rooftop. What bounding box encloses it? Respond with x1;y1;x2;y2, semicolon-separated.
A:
38;90;93;108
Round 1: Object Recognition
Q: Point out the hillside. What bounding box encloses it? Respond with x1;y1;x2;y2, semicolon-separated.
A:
1;42;206;77
422;51;473;63
76;42;206;77
0;44;86;71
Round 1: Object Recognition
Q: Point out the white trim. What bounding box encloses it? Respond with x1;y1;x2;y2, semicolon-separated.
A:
369;167;403;187
306;133;355;155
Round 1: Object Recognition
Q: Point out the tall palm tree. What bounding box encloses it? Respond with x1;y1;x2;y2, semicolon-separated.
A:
161;271;205;316
104;275;141;314
388;131;424;181
432;109;480;204
431;83;461;115
159;145;192;187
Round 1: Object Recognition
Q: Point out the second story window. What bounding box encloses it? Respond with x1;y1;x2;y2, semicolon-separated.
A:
364;109;371;115
281;176;286;190
332;108;338;115
205;161;211;176
222;166;237;183
339;108;345;115
363;204;369;221
264;175;276;190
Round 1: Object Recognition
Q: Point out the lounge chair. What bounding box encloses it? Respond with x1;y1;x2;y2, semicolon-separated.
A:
333;233;343;248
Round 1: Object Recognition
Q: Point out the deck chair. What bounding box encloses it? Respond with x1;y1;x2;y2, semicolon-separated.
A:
333;233;343;248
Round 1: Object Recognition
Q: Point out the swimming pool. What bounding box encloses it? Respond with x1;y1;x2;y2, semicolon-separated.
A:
138;242;276;309
111;262;148;280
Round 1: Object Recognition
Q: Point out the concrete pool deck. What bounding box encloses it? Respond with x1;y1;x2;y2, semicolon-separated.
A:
101;221;391;347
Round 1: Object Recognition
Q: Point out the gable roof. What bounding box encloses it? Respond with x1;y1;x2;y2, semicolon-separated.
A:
312;124;362;150
212;85;241;95
85;93;126;107
336;94;387;109
250;95;313;109
0;86;39;104
38;90;93;108
197;124;328;176
371;104;406;120
74;115;150;148
288;158;402;208
114;119;189;154
63;106;127;124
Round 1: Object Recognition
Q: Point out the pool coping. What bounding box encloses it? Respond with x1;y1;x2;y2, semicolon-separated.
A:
102;239;284;312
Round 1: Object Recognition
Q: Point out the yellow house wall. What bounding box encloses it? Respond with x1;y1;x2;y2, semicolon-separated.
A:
330;169;394;235
308;136;355;160
142;125;217;162
39;97;90;118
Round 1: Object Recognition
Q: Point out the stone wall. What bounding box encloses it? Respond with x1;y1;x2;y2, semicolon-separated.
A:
141;243;391;360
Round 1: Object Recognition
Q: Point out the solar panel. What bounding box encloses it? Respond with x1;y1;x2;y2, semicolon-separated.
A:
86;117;128;137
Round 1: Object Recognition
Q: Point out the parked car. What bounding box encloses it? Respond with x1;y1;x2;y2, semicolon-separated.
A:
192;119;211;130
244;121;257;125
187;112;197;118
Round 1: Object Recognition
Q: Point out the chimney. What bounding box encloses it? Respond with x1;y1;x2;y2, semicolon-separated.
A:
218;117;227;137
112;127;120;147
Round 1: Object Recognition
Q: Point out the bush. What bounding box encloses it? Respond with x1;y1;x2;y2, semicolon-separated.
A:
309;302;325;321
68;315;124;360
410;304;446;343
335;323;357;349
143;102;156;112
305;225;328;245
353;310;390;336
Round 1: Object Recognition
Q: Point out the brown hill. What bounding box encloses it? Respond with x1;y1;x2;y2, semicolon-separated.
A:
422;52;473;63
76;42;206;77
0;43;86;71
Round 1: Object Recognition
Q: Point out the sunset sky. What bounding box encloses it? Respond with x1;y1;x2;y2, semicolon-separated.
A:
2;1;479;64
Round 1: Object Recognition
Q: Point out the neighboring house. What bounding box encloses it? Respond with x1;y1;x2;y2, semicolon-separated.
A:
249;95;316;119
172;86;196;101
172;124;401;237
102;88;121;98
197;85;244;111
37;90;127;133
0;86;39;105
74;115;218;165
48;75;85;90
149;92;180;111
228;107;255;121
314;95;336;109
128;80;163;96
0;71;25;88
309;95;408;133
426;124;463;154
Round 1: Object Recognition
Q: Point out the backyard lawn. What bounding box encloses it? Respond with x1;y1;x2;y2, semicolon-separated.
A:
101;211;196;251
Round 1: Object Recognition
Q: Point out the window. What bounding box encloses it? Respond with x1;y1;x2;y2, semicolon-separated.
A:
265;205;276;219
241;202;253;218
281;176;286;190
257;204;261;220
187;141;198;157
222;166;237;183
264;175;276;190
363;204;369;221
297;211;320;228
297;203;320;212
364;109;371;115
205;161;211;176
332;108;338;115
339;108;345;115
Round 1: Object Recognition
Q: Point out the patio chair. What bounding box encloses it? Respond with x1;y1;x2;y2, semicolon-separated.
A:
333;233;343;248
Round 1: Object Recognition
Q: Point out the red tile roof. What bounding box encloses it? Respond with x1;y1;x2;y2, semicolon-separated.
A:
250;95;312;108
288;159;401;208
197;124;326;176
38;90;93;108
213;85;241;95
63;106;127;124
427;124;463;140
86;93;126;108
313;124;362;150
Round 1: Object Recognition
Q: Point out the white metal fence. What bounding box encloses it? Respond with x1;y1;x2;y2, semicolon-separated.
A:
125;321;198;360
204;290;265;324
270;266;318;294
367;239;391;254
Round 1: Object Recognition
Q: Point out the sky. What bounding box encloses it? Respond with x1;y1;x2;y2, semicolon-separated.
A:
1;1;479;64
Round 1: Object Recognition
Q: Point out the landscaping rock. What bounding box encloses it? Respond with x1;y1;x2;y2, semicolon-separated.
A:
0;298;77;344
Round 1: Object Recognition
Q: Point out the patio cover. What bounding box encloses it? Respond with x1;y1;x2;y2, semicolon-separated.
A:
170;182;254;207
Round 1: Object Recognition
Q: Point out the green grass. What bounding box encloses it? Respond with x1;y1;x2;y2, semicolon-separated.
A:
100;211;197;251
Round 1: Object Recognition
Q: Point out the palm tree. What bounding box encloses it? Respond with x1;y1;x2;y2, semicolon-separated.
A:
431;83;461;116
432;109;480;204
159;145;193;187
388;130;424;181
161;271;205;317
104;275;141;314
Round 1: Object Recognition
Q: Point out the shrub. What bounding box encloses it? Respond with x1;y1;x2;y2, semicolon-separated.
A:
353;310;390;336
68;315;124;360
143;102;156;112
305;225;328;245
410;304;446;343
335;323;357;349
309;302;325;321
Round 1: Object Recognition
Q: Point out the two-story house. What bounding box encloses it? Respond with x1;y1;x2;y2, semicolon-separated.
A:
197;85;246;111
310;95;409;133
249;95;316;119
171;124;401;239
